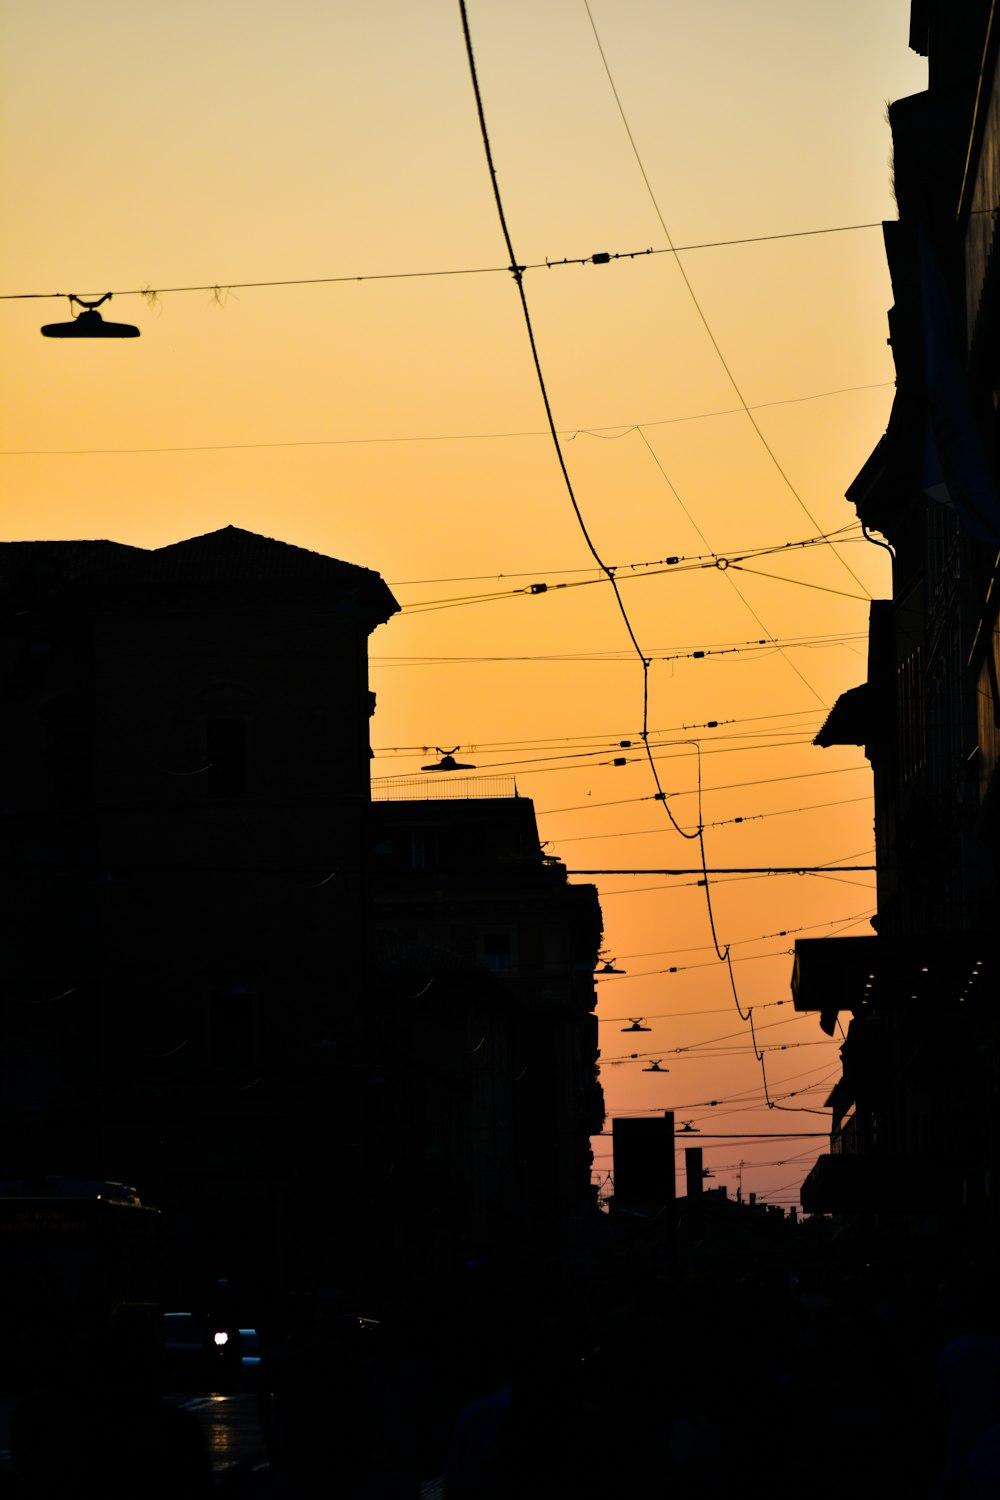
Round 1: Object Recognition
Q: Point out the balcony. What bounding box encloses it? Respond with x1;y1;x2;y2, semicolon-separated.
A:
792;935;990;1034
801;1152;967;1217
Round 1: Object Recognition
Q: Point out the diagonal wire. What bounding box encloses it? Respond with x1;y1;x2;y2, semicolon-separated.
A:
634;427;830;708
458;1;778;1048
582;0;872;600
458;0;697;847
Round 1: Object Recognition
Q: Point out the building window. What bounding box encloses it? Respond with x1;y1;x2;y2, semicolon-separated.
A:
205;717;248;799
483;932;512;973
210;984;255;1068
897;648;926;783
517;924;544;970
41;697;93;808
410;830;439;867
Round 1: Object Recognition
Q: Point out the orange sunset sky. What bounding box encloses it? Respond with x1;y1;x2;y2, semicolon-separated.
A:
1;2;928;1206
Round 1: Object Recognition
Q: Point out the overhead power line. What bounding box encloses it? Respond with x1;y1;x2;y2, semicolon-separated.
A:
567;865;876;874
371;633;866;664
456;0;857;1120
602;906;875;967
538;763;871;815
0;383;892;458
553;794;873;840
595;1132;829;1139
601;1059;840;1117
391;530;872;616
373;705;823;753
458;5;698;829
456;2;765;1093
374;732;815;773
0;226;889;306
582;0;873;602
387;526;863;587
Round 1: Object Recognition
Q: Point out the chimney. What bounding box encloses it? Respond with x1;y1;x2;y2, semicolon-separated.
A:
685;1146;704;1196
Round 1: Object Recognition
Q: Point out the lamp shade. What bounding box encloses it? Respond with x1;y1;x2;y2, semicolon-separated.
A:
42;307;140;338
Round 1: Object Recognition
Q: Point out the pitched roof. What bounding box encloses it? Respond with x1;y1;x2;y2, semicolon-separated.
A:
144;526;380;583
140;526;397;615
4;526;399;625
0;538;140;580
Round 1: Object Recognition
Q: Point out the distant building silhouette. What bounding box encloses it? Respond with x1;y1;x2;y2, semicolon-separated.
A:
793;6;1000;1262
370;789;604;1273
610;1114;675;1212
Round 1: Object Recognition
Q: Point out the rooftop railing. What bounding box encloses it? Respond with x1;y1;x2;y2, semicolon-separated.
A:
370;773;517;802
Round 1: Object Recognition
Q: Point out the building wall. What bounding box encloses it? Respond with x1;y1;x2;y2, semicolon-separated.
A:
797;7;1000;1241
371;796;605;1260
1;530;397;1307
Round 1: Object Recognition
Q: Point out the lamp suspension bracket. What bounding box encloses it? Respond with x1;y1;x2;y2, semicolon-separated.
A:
41;293;140;338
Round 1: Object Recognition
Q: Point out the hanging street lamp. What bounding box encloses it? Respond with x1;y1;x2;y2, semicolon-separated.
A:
41;293;140;338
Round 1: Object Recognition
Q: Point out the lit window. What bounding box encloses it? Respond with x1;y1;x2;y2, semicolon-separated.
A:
483;933;511;972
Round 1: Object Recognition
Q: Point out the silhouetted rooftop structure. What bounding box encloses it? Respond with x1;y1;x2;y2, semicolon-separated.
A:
4;524;399;617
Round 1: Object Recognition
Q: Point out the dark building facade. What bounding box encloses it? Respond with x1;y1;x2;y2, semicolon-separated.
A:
793;3;1000;1258
1;526;399;1307
370;790;605;1266
2;527;606;1314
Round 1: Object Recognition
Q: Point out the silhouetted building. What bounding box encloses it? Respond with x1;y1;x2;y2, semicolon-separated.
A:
2;529;608;1315
685;1146;705;1197
610;1114;676;1211
1;526;399;1306
370;787;605;1266
793;4;1000;1257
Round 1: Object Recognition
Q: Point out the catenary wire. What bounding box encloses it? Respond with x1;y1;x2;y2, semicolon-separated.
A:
536;763;871;815
458;0;856;1114
634;428;832;707
0;227;893;305
385;524;863;585
0;385;892;458
583;0;873;601
374;705;826;753
604;905;874;963
458;1;713;859
553;794;872;840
